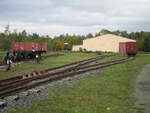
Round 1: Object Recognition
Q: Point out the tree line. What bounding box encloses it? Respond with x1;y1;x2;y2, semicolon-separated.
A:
0;25;150;52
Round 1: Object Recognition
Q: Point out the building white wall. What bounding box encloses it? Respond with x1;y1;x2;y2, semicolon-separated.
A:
72;34;136;52
72;45;83;51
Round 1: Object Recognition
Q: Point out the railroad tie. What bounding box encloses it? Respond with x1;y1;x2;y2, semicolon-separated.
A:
39;70;45;75
35;71;39;76
23;74;29;79
30;73;34;77
33;71;38;76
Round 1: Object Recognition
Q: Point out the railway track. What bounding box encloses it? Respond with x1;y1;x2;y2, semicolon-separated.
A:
0;55;133;98
0;55;110;84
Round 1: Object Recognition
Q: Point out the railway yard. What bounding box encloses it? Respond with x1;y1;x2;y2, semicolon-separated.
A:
0;52;149;113
1;0;150;112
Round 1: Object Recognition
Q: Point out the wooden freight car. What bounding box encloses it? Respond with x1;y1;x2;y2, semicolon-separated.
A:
12;42;47;60
119;42;138;56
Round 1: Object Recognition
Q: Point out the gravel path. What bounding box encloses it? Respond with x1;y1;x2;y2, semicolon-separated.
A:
134;64;150;113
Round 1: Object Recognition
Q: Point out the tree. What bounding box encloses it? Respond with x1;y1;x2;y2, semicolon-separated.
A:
4;24;10;35
53;40;64;51
86;33;93;38
143;38;150;52
100;29;111;35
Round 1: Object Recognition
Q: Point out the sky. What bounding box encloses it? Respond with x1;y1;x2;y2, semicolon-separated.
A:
0;0;150;37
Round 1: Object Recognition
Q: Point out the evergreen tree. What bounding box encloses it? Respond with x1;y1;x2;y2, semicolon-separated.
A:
143;38;150;52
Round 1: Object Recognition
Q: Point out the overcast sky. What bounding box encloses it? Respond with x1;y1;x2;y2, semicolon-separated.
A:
0;0;150;36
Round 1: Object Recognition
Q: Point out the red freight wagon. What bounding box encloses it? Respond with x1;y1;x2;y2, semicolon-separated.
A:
12;42;33;51
12;42;47;52
119;42;138;56
36;43;47;51
12;42;47;60
12;42;19;51
13;42;25;51
41;43;47;51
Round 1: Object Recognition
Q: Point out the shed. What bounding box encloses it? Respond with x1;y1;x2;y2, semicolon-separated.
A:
72;34;136;52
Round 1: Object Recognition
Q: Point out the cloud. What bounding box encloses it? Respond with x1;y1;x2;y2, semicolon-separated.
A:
0;0;150;36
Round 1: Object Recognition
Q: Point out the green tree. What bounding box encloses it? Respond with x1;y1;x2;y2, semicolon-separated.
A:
143;38;150;52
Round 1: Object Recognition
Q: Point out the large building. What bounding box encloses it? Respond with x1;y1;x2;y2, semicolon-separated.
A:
72;34;136;52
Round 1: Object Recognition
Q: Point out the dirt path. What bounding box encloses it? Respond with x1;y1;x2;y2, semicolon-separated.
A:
134;64;150;113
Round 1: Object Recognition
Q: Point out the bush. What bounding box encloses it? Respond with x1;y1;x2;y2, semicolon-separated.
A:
79;48;83;52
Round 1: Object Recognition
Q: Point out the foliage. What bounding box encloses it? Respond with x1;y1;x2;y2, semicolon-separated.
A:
54;34;86;50
143;38;150;52
0;26;150;52
79;47;83;52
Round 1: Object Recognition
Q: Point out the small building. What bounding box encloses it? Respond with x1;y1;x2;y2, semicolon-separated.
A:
72;34;136;52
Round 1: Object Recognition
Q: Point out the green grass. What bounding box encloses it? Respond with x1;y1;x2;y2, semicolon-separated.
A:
0;52;98;80
0;51;6;64
8;53;150;113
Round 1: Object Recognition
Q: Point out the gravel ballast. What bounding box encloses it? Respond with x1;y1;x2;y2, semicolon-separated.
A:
0;68;105;113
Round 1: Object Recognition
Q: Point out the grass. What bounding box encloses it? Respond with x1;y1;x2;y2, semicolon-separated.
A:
98;55;125;63
0;51;6;64
8;53;150;113
0;51;99;80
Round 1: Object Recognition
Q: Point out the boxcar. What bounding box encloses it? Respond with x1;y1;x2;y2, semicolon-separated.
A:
119;42;138;56
12;42;47;60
